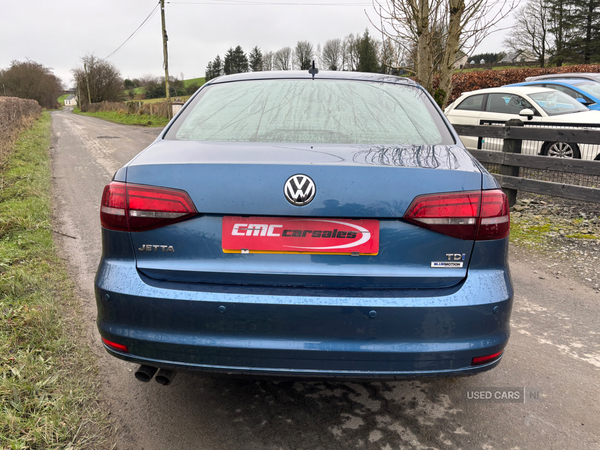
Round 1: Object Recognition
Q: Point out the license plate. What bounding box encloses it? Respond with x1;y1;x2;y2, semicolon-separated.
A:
222;217;379;255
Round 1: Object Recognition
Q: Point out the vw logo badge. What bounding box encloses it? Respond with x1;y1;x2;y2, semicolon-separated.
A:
284;174;316;206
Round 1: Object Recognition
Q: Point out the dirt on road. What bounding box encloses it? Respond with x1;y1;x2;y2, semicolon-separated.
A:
50;108;600;450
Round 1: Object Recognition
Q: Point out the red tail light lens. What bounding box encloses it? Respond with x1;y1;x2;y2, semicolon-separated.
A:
478;190;510;240
101;181;197;232
101;337;128;353
403;189;509;240
472;350;504;366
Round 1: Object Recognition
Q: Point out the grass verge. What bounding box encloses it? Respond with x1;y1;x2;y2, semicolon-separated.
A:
73;107;169;127
0;113;111;449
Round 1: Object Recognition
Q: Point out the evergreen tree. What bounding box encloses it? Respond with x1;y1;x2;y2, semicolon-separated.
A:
204;61;213;81
547;0;577;65
224;46;249;74
570;0;600;63
205;55;223;81
212;55;223;78
249;46;264;71
356;30;380;73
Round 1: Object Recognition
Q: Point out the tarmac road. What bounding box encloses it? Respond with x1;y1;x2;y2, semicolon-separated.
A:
50;107;600;450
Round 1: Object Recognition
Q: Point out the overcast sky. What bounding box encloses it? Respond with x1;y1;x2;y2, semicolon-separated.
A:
1;0;513;88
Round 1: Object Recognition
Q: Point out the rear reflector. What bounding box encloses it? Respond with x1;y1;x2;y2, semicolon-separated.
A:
472;350;504;366
101;182;197;232
403;189;509;240
101;337;128;353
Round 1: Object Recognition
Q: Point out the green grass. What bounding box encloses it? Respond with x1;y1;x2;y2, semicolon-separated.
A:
57;94;69;106
73;107;169;127
509;220;552;246
183;77;205;87
0;113;111;449
565;233;599;239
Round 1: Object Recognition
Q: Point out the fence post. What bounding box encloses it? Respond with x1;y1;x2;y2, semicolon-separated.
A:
500;119;523;207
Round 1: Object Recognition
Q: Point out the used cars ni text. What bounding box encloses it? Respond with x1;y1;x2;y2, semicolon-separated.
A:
95;71;513;383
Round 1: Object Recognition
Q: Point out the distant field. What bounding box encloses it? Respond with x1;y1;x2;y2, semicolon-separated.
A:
184;77;205;87
57;94;69;106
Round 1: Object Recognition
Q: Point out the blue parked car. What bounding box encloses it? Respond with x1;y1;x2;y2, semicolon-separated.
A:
507;78;600;110
95;71;513;385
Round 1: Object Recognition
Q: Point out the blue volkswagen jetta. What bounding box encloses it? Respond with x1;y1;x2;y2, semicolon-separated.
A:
95;71;513;384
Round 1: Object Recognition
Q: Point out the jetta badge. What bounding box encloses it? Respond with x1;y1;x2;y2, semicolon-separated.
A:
284;174;316;206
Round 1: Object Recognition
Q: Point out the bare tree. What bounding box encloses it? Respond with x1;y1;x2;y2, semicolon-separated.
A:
343;33;360;71
263;51;275;71
504;0;551;67
322;39;343;70
0;60;63;109
315;43;323;69
137;74;161;87
274;47;293;70
380;38;409;73
294;41;314;70
72;54;123;110
371;0;517;107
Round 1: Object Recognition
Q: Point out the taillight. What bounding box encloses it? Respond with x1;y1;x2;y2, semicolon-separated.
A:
101;181;197;232
478;190;510;240
403;189;509;240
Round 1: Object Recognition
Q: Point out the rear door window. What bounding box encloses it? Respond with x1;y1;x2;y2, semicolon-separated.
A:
455;94;485;111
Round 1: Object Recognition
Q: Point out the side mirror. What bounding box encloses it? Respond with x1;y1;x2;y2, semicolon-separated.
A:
519;108;534;120
576;98;589;105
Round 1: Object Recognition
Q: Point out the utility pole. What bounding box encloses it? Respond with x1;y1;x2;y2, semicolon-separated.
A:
84;62;92;107
160;0;170;107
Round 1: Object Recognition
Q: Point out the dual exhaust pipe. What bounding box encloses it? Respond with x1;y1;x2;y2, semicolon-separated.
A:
135;365;176;385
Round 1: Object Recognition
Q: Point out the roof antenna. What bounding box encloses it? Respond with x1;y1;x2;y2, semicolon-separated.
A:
308;60;318;79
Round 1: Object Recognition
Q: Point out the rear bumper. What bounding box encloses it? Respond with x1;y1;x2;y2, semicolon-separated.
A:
95;245;513;379
103;345;505;380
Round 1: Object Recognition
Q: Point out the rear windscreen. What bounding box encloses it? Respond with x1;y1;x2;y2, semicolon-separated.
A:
165;79;454;145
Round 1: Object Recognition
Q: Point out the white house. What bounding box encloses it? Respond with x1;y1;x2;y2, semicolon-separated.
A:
64;95;77;106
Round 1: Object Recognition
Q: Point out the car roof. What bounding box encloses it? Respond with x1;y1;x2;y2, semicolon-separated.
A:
207;70;419;87
526;73;600;82
511;79;590;87
460;86;557;96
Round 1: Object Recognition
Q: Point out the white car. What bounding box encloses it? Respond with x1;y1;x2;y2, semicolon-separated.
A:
445;86;600;159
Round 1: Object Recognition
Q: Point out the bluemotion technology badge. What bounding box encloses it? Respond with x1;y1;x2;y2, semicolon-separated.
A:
284;174;316;206
431;253;465;268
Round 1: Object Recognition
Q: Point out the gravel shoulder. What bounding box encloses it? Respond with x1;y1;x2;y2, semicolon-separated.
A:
510;193;600;292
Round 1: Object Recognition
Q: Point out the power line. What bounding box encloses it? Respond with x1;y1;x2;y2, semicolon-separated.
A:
104;2;161;60
168;1;371;6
